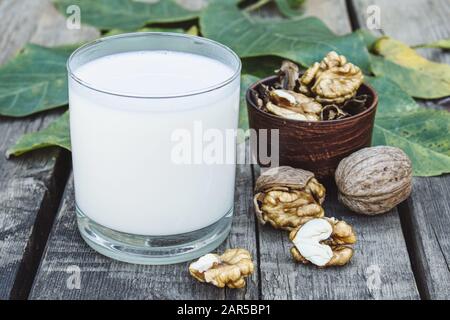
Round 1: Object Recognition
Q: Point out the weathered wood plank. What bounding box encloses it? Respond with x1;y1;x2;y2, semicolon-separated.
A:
30;0;99;47
0;0;98;299
401;177;450;300
30;142;259;300
0;0;42;65
256;0;420;300
303;0;352;35
350;0;450;299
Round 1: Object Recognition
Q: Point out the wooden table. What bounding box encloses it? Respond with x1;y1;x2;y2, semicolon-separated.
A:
0;0;449;300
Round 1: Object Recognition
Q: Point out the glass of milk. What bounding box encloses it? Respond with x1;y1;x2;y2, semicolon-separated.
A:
67;33;241;264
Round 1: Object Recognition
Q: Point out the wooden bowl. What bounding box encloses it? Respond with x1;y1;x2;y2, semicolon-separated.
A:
246;76;378;180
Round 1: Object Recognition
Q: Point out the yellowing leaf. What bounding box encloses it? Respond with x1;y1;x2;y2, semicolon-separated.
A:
372;37;450;99
414;38;450;50
186;25;199;36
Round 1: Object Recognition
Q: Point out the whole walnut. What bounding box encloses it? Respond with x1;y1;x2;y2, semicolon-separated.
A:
335;146;413;215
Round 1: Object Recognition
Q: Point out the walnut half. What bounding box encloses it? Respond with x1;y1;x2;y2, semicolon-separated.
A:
253;166;326;231
299;51;364;104
189;249;254;288
289;217;356;267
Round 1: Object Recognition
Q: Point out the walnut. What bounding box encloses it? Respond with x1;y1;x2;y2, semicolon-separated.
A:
189;249;254;288
299;51;364;104
253;166;326;231
266;101;309;121
335;146;413;215
289;217;356;267
267;90;322;121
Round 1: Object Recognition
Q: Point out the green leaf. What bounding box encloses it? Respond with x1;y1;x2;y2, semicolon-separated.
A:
367;76;450;176
356;29;379;49
53;0;200;31
274;0;305;18
242;56;284;78
200;1;371;72
365;76;419;114
371;37;450;99
373;110;450;176
6;111;71;158
239;74;259;131
414;38;450;50
0;44;75;117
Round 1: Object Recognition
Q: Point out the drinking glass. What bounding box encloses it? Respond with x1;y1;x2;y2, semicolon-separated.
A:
67;33;241;264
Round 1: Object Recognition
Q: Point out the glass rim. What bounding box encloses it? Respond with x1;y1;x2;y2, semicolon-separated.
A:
67;32;242;99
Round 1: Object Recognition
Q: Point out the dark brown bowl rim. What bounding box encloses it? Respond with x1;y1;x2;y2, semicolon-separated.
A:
246;75;379;125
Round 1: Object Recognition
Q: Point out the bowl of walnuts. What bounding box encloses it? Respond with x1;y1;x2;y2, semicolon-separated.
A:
246;51;378;179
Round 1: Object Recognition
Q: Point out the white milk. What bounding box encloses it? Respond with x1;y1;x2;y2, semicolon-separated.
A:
69;51;240;236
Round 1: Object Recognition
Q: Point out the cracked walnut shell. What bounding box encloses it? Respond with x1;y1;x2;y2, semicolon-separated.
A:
253;166;326;231
277;60;300;91
299;51;364;104
290;217;357;267
335;146;412;215
189;249;254;288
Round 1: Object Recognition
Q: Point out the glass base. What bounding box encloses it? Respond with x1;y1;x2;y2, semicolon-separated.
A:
76;205;233;265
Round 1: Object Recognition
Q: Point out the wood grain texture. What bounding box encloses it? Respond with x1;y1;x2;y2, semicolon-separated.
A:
256;0;420;299
30;0;99;47
303;0;352;35
401;177;450;300
350;0;450;299
0;0;42;65
0;0;98;299
30;142;259;300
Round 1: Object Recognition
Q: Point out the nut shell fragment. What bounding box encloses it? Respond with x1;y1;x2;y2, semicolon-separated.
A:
335;146;413;215
254;167;326;230
320;104;349;120
278;60;300;91
189;249;254;289
289;217;356;267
